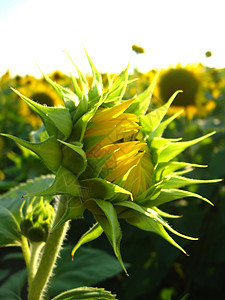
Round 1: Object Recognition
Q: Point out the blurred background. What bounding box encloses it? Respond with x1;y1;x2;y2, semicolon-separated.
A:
0;0;225;299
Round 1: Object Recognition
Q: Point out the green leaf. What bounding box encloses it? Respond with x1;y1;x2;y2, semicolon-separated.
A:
80;155;111;179
103;64;130;105
0;175;55;222
154;161;207;183
0;206;22;247
84;49;103;101
11;88;73;139
126;71;159;115
51;286;117;300
24;167;81;198
40;69;79;112
72;107;98;142
93;199;127;274
140;90;182;136
58;140;87;177
158;132;215;163
117;201;201;249
80;178;132;201
48;246;122;298
72;223;103;258
162;175;221;189
151;109;184;138
0;269;27;300
126;212;188;255
145;188;213;207
1;134;61;172
66;51;89;97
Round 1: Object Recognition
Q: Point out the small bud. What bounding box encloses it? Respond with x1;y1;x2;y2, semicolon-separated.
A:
20;199;55;242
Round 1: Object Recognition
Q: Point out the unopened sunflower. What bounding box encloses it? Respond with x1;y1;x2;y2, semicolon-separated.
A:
2;52;220;273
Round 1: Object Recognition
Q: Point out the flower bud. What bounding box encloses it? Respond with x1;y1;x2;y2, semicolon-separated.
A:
20;199;55;242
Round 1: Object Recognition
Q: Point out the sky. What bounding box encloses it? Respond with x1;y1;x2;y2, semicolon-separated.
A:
0;0;224;77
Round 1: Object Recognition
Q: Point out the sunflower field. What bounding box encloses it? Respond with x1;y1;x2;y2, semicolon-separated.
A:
0;56;224;300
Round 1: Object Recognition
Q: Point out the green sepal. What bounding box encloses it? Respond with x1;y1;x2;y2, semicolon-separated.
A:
51;286;118;300
126;71;159;115
58;140;87;177
1;134;61;172
71;223;103;258
80;155;112;179
39;70;79;112
140;90;182;136
51;196;85;233
126;212;188;255
158;131;216;163
84;49;103;101
162;175;221;189
80;178;132;201
73;94;89;124
145;188;213;207
71;106;100;141
93;199;127;275
151;110;184;138
11;88;73;139
153;207;182;219
24;167;81;198
154;161;207;183
66;51;89;98
117;202;197;240
103;64;130;105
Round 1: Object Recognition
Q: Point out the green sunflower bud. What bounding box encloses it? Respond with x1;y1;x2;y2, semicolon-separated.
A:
20;199;55;242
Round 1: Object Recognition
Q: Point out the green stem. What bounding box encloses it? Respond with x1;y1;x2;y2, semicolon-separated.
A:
28;242;44;286
21;235;30;270
28;196;69;300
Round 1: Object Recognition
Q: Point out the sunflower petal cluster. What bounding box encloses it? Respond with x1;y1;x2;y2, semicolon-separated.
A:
2;52;219;273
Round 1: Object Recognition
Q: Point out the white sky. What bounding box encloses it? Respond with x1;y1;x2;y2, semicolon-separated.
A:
0;0;224;77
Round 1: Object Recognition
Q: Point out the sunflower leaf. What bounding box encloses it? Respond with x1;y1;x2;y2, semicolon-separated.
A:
104;64;130;105
24;167;81;198
39;70;79;112
11;88;73;139
80;178;132;201
93;199;127;275
162;175;221;189
126;212;187;255
84;49;103;101
158;132;215;162
145;188;213;206
71;223;103;258
1;134;61;172
140;90;182;136
51;286;118;300
126;71;159;115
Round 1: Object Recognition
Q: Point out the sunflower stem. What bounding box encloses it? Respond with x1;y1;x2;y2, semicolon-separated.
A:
21;235;30;271
28;195;69;300
28;242;44;287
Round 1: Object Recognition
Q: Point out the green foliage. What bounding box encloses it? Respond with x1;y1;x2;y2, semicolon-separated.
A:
0;61;224;299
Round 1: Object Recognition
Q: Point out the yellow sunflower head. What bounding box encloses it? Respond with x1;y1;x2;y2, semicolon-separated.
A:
3;51;220;274
154;63;214;119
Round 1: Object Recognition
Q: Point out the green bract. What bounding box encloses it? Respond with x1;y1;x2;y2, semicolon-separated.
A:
20;198;55;242
1;52;220;274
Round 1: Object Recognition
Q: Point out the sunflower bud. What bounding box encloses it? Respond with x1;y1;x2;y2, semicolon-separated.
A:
20;199;55;242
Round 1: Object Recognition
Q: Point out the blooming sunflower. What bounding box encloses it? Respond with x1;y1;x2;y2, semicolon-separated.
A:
2;52;219;274
154;63;214;119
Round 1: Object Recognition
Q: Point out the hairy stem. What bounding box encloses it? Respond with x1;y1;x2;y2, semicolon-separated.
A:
21;235;30;270
28;242;44;287
28;196;69;300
